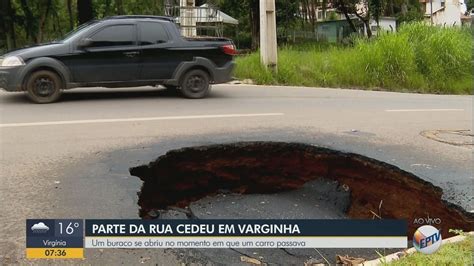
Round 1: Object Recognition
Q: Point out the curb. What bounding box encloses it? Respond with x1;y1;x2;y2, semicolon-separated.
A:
362;231;474;266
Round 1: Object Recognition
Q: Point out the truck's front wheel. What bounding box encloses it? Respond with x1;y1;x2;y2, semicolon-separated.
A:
25;70;62;104
180;69;210;99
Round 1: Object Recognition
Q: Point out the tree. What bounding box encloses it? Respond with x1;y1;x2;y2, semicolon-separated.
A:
300;0;317;27
37;0;53;42
370;0;382;27
20;0;38;42
67;0;74;30
103;0;112;16
219;0;300;49
218;0;259;49
249;0;259;49
77;0;94;24
276;0;300;35
397;0;423;23
334;0;359;33
0;0;16;50
116;0;124;14
333;0;373;37
466;0;474;12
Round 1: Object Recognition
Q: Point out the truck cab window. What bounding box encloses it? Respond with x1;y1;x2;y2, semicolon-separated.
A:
139;22;170;46
90;25;135;48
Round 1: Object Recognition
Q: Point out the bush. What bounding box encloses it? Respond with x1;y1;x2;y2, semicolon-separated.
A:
235;22;473;94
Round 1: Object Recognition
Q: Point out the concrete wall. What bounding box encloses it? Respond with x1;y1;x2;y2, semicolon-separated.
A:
369;18;397;35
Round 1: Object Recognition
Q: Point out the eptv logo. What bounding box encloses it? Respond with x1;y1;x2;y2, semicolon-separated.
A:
413;225;442;254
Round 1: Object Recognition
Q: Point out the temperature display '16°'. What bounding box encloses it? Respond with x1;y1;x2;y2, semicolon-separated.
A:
58;222;81;235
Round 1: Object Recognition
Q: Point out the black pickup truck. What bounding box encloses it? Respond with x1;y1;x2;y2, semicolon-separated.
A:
0;15;236;103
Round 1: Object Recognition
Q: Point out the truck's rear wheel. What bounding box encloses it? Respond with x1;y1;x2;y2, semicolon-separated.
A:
25;70;62;104
180;69;210;99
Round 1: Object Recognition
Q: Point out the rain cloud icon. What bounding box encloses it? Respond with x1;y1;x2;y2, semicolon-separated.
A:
31;222;49;233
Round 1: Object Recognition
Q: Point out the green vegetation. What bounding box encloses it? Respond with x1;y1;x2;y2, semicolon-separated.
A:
383;236;473;265
235;23;473;94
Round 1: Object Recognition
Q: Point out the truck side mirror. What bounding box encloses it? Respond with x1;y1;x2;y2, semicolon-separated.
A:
78;38;92;48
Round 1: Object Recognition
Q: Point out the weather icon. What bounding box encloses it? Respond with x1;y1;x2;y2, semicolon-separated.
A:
31;222;49;233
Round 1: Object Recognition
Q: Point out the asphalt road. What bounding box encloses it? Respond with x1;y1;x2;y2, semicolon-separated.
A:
0;85;472;264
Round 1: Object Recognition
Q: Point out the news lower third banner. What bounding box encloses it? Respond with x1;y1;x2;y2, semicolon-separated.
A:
27;219;407;258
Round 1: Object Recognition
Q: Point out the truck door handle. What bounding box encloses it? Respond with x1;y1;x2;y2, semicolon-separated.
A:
123;51;139;57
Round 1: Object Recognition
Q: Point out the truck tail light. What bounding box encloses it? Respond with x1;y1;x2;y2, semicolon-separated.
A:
221;44;237;55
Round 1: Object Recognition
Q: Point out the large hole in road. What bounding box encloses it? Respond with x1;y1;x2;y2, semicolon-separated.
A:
130;142;473;237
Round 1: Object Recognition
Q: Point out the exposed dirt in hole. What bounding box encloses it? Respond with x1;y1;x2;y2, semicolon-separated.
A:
130;142;473;237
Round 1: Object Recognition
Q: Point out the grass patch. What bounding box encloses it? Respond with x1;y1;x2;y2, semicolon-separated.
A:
235;23;473;94
384;236;473;265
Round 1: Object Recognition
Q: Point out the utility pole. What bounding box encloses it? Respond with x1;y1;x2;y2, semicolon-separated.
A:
180;0;196;37
259;0;278;71
430;0;433;25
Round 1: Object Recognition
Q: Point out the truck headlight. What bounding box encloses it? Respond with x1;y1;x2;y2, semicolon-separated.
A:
1;56;25;67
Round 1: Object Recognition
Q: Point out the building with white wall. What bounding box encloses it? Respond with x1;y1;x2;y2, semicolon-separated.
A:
421;0;463;26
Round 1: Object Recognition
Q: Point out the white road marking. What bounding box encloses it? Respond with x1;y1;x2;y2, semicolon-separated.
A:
0;113;284;128
385;109;464;112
